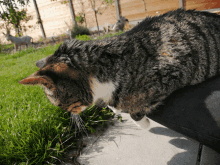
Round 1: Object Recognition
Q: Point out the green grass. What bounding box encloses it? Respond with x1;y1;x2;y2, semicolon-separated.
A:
75;31;124;41
0;32;123;164
1;43;14;50
75;34;92;41
0;45;67;164
70;25;90;38
95;31;124;40
0;43;14;53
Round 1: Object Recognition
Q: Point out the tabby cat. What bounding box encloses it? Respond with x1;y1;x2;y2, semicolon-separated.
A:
19;9;220;128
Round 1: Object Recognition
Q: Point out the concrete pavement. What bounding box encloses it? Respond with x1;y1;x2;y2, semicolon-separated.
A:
65;112;220;165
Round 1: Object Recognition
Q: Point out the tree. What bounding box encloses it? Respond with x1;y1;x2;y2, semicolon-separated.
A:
89;0;114;35
75;0;87;27
0;0;32;36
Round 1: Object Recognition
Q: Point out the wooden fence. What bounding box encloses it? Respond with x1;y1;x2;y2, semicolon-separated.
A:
1;0;220;43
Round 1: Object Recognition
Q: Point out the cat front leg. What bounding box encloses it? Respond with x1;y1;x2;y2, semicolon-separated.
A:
116;93;152;129
107;105;150;129
107;105;122;115
130;111;150;129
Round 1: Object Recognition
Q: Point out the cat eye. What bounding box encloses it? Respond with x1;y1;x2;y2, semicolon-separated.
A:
59;56;74;67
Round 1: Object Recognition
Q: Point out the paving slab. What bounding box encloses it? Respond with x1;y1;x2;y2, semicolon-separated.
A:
200;145;220;165
77;113;201;165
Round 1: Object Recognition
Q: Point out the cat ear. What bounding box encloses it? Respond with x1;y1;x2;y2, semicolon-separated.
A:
19;73;54;89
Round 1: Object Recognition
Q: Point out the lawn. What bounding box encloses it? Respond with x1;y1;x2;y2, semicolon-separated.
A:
0;32;123;164
0;45;70;164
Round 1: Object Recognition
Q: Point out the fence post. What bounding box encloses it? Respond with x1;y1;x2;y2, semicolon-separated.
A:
33;0;46;39
69;0;77;26
179;0;185;9
115;0;121;20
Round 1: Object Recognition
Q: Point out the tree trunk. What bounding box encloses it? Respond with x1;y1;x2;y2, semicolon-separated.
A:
15;27;20;37
94;11;100;36
84;13;87;28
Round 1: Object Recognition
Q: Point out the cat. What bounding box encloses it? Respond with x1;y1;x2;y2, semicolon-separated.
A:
112;16;129;32
19;9;220;129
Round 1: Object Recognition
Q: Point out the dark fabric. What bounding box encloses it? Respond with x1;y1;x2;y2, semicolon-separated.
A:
147;76;220;153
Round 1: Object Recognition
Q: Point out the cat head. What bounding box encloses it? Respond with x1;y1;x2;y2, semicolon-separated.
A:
19;51;93;114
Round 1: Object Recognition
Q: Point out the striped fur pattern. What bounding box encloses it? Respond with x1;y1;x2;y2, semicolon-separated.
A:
20;9;220;121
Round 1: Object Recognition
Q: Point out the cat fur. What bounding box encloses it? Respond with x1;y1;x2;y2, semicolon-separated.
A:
19;9;220;121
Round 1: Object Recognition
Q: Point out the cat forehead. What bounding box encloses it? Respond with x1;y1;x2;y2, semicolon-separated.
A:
39;62;79;80
36;53;74;69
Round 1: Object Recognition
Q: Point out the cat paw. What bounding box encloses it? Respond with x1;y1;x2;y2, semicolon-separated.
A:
107;105;122;115
132;116;150;129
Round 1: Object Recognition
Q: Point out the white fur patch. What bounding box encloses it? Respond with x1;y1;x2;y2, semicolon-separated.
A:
91;78;117;104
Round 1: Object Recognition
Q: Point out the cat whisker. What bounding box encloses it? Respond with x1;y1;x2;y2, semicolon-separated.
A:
78;116;89;136
71;113;89;138
74;116;78;137
68;113;74;134
70;113;78;136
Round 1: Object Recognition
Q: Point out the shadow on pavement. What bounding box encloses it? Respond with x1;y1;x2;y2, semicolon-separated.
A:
150;127;198;165
78;119;139;164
